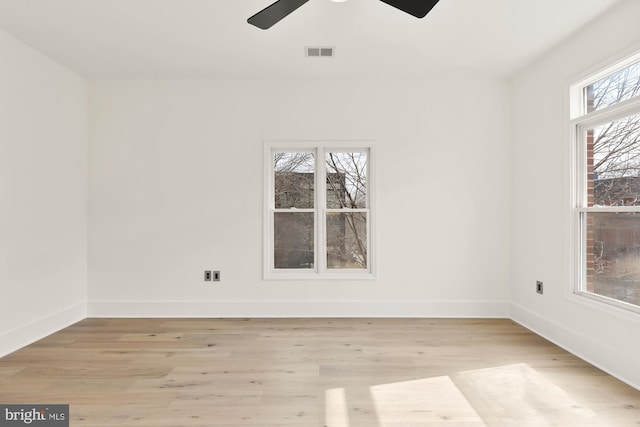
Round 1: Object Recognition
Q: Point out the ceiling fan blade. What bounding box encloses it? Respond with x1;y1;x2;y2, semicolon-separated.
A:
378;0;440;19
248;0;310;30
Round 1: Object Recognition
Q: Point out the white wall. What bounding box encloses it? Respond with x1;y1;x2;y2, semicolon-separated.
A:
88;78;511;317
0;30;88;356
511;0;640;388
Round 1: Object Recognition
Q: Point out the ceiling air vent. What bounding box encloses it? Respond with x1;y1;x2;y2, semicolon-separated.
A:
305;46;335;58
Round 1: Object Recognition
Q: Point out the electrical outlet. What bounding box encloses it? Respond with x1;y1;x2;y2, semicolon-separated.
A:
213;271;221;282
536;281;543;294
204;270;212;281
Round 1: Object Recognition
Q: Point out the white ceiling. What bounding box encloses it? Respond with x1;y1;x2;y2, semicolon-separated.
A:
0;0;622;79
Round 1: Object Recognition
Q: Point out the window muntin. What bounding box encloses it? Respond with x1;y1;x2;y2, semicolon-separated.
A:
573;51;640;312
266;144;373;279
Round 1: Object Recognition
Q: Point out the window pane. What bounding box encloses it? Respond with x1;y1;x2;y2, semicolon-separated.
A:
274;152;314;208
587;114;640;207
584;212;640;306
274;212;314;269
327;212;367;269
586;61;640;113
326;152;367;209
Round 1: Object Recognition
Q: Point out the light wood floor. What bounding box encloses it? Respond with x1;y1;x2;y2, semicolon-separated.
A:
0;318;638;426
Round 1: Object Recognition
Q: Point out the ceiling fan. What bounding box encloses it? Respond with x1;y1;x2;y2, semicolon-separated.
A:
248;0;440;30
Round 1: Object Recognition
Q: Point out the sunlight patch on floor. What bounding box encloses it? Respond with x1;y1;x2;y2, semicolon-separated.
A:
459;363;598;425
325;387;350;427
369;375;486;425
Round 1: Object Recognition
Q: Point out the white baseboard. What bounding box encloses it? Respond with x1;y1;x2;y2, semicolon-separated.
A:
510;302;640;391
0;302;87;358
88;300;511;318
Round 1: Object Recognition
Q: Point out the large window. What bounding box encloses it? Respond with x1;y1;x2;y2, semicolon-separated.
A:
265;143;374;279
571;52;640;312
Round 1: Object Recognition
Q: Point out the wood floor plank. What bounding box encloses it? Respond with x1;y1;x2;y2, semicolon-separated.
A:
0;318;638;426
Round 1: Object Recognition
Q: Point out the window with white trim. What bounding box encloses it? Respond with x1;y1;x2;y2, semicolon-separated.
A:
571;51;640;312
265;143;374;279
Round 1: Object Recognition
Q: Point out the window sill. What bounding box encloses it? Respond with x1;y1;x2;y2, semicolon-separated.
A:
264;271;376;281
573;290;640;317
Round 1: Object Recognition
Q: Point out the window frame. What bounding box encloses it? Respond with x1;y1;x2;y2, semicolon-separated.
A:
263;141;376;280
569;50;640;314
